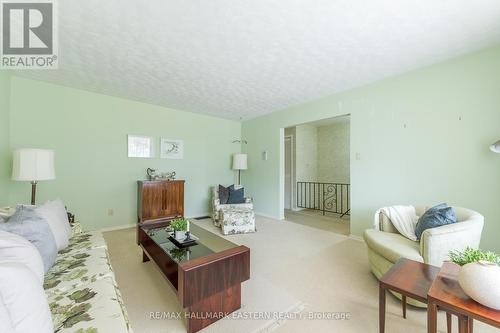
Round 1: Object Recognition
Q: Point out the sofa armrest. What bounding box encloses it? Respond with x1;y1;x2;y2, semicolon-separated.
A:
420;219;483;266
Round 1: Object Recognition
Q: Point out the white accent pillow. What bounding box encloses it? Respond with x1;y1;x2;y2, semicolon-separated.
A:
36;199;71;251
0;230;45;284
0;294;15;332
0;262;53;333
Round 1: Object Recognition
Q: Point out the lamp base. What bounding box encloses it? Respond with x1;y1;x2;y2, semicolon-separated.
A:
31;181;37;205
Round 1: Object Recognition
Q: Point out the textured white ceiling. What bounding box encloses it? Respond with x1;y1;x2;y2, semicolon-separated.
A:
15;0;500;120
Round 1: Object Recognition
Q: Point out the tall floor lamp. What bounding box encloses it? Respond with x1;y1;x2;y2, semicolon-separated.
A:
232;153;247;186
12;149;55;205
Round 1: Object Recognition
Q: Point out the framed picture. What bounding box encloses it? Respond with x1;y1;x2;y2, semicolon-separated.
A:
160;138;184;159
128;135;154;158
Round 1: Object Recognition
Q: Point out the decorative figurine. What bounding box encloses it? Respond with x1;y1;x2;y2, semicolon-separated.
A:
146;168;157;180
146;168;176;181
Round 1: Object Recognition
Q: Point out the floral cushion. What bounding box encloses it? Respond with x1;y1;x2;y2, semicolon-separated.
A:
70;222;83;237
44;227;132;333
59;231;107;256
44;247;115;295
48;277;131;333
220;207;256;235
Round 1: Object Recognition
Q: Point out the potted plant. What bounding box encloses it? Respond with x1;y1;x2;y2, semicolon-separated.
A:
170;218;188;240
449;247;500;310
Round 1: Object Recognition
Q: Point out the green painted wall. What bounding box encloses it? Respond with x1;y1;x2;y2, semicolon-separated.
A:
0;72;10;205
242;45;500;251
8;77;241;230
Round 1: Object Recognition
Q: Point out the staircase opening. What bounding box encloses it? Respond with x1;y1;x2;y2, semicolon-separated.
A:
283;114;350;235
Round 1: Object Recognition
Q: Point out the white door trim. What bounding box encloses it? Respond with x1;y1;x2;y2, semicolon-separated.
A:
284;135;294;211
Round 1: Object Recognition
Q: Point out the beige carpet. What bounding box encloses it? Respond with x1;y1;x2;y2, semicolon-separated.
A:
104;216;497;333
103;222;303;333
284;209;350;235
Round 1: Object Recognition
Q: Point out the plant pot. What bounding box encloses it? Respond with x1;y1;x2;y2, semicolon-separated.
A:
458;261;500;310
174;231;186;240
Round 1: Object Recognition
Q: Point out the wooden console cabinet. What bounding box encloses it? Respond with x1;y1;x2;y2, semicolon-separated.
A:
137;180;184;241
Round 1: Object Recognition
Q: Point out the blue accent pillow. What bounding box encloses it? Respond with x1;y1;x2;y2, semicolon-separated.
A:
0;206;57;273
415;203;457;240
227;185;245;204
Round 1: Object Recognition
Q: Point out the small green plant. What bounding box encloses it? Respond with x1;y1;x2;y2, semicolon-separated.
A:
170;218;188;231
449;247;500;266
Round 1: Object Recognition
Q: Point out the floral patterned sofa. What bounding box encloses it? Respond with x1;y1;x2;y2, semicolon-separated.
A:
44;223;132;333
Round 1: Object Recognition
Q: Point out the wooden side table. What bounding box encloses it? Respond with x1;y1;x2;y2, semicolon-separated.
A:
379;258;442;333
427;262;500;333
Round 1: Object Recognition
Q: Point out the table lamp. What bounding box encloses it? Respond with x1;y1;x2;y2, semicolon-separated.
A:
12;149;55;205
232;153;247;185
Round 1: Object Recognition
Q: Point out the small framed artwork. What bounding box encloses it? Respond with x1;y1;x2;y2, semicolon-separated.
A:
160;138;184;159
128;135;155;158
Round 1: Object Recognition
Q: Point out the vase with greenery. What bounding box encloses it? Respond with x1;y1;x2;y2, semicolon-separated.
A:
170;218;188;240
449;247;500;310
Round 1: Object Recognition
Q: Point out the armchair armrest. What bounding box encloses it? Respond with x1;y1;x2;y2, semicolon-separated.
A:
420;219;483;266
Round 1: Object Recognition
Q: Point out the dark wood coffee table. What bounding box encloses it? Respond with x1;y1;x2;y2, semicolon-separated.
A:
427;262;500;333
379;258;442;333
138;221;250;333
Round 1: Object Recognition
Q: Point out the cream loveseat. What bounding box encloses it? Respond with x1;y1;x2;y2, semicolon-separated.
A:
364;206;484;283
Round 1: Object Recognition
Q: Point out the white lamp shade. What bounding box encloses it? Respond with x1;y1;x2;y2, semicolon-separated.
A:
12;149;55;181
490;140;500;153
232;153;248;170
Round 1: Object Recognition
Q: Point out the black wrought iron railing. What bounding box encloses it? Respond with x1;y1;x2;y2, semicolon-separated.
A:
296;182;350;217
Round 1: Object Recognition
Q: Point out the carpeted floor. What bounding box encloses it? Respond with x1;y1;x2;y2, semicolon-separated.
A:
284;209;350;235
103;216;497;333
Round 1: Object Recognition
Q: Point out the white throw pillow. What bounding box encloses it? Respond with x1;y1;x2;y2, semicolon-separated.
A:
0;294;15;332
36;199;71;251
0;230;45;284
0;262;53;333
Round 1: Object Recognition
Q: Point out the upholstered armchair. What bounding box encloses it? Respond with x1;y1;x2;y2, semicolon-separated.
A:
365;206;483;276
211;186;253;227
364;206;483;306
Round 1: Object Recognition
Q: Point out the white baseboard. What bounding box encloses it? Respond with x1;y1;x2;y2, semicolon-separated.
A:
99;223;135;233
187;213;211;219
348;234;364;242
255;212;282;220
